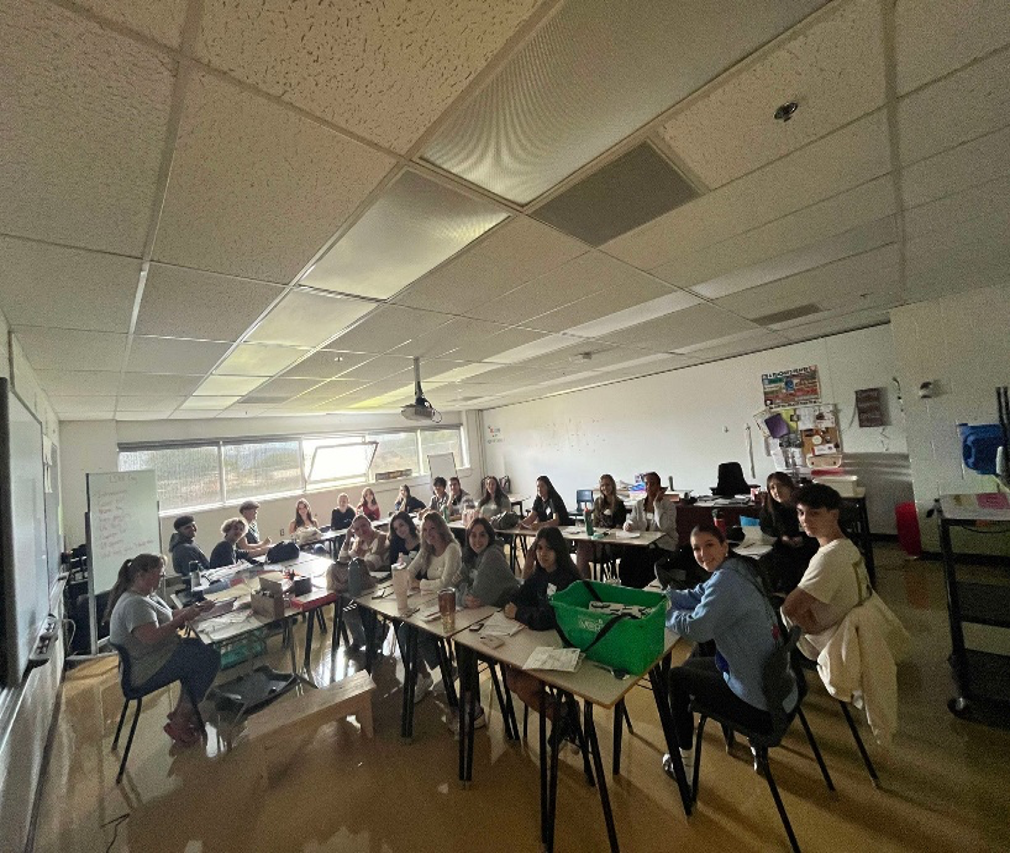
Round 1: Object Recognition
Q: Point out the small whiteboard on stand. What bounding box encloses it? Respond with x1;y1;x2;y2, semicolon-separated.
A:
86;470;161;653
427;452;457;487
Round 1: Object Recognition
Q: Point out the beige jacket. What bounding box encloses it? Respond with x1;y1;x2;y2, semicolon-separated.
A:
813;593;910;746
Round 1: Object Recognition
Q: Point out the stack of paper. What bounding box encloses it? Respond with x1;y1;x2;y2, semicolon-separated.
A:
480;612;525;637
523;646;581;672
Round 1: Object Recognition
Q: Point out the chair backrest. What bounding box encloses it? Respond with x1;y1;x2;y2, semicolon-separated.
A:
762;625;801;736
110;642;134;694
575;489;594;512
714;461;751;496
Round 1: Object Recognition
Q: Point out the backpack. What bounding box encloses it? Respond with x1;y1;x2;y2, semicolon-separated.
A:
266;540;300;564
490;511;520;531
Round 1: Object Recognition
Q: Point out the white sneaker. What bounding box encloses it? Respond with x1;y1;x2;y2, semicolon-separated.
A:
448;705;486;736
413;672;433;703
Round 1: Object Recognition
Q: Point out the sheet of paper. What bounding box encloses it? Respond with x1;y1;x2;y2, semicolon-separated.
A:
480;611;525;637
523;646;582;672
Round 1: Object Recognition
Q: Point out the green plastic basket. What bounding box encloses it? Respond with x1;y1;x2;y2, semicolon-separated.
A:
551;581;667;675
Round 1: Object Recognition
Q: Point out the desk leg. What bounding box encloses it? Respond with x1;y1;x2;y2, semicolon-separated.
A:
940;517;971;706
437;639;459;708
546;693;562;852
488;662;517;741
363;608;376;674
613;700;624;776
287;617;298;676
302;608;317;686
859;497;876;587
648;662;693;816
401;626;419;740
539;696;549;846
585;702;619;852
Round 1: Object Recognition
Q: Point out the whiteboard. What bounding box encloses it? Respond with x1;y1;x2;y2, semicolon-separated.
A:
0;380;50;685
427;452;457;487
87;470;161;595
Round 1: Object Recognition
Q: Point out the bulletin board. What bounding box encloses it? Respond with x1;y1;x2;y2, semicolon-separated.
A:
761;366;821;409
754;402;842;472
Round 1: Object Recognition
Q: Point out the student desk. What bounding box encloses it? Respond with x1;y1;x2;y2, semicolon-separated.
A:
454;626;689;852
352;582;496;738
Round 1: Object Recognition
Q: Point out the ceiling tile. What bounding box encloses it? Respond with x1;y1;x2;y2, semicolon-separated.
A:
251;377;327;399
778;307;892;342
904;173;1010;240
194;375;265;396
196;0;546;153
901;124;1010;208
897;47;1010;166
423;0;825;202
391;217;588;314
561;290;701;340
336;355;415;382
299;170;507;300
72;0;189;48
659;0;885;188
115;395;186;411
118;373;202;395
49;396;118;416
153;70;396;283
115;410;178;421
0;238;139;332
33;370;121;397
328;305;454;354
896;0;1010;95
135;264;284;342
280;350;376;380
180;396;240;410
246;291;374;348
651;175;896;289
126;336;230;374
677;330;790;362
716;244;899;319
617;304;759;352
604;110;892;271
15;328;127;372
394;318;516;361
0;0;175;255
215;343;307;377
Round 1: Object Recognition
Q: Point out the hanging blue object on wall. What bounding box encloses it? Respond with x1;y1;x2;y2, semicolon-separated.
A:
958;423;1003;475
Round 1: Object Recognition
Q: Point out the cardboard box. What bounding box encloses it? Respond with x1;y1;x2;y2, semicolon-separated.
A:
259;572;287;597
251;589;286;620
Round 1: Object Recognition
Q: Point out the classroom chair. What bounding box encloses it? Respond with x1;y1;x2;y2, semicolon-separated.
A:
712;461;754;497
575;489;594;513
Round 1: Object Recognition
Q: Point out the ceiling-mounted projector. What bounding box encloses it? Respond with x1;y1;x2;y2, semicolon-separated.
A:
401;357;441;423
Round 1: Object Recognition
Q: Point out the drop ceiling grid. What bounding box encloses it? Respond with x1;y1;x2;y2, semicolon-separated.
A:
901;124;1010;208
903;172;1010;241
326;305;458;355
126;337;231;376
15;329;129;373
69;0;190;49
600;303;760;354
0;0;177;257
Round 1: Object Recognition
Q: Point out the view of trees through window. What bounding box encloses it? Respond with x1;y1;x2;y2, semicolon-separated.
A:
118;426;466;513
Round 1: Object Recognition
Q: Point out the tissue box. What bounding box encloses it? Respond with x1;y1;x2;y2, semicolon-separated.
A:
259;572;288;596
250;589;286;620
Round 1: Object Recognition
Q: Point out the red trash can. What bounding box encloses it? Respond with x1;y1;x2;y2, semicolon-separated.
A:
895;501;922;557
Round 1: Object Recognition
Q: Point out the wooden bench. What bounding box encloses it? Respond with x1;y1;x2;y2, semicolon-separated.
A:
245;670;376;784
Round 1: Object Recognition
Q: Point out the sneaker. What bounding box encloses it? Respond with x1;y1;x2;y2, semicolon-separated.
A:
663;750;696;788
447;705;486;736
413;672;434;703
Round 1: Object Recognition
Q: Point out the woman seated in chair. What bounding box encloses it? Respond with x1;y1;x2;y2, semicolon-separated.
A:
759;472;819;594
392;483;426;515
476;475;511;520
106;553;221;747
576;473;627;577
388;511;422;568
620;471;678;587
664;523;796;777
358;487;381;522
519;475;572;577
288;498;319;535
209;517;250;568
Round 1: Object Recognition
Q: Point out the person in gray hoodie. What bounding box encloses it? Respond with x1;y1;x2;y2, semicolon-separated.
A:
458;516;520;608
169;515;210;577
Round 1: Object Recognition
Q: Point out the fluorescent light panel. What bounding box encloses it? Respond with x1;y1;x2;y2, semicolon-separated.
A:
193;375;264;396
247;290;375;348
215;343;307;377
690;216;898;299
180;396;241;409
564;290;700;339
299;170;507;300
486;334;574;365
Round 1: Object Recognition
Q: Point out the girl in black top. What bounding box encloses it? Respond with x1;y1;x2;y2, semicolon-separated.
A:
330;492;356;531
758;472;818;594
209;518;250;568
520;475;571;576
392;484;426;515
576;473;627;576
388;511;422;566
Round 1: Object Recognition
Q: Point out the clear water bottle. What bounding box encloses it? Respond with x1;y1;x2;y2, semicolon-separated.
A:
584;508;594;537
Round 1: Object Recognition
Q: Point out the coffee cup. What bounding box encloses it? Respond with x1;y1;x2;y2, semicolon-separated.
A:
438;588;456;633
391;566;410;614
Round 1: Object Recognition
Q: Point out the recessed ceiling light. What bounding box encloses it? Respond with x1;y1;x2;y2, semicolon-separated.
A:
774;101;799;122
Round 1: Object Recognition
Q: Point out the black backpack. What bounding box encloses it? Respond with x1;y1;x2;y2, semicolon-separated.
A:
266;540;300;564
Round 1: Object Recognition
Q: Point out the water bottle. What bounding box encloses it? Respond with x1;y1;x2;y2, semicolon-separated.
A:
584;508;594;537
712;508;727;535
347;558;364;597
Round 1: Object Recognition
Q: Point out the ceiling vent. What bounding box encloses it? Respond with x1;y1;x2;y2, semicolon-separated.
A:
752;304;822;326
531;143;699;246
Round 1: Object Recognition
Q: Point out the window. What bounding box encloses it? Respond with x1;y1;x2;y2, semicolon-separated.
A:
118;425;467;514
367;431;419;478
419;428;465;473
304;438;377;487
119;445;220;512
223;441;302;499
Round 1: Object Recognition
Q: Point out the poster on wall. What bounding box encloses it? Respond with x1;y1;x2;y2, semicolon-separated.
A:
486;425;503;445
761;366;821;409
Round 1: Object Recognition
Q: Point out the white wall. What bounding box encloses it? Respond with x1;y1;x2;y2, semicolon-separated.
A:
892;282;1010;553
481;324;910;535
59;410;483;552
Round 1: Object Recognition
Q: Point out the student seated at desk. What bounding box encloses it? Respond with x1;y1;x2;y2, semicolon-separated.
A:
388;511;421;568
520;475;572;577
759;472;818;594
338;515;390;649
459;517;520;609
664;523;796;780
358;487;381;522
575;473;627;577
393;483;426;515
209;517;251;569
477;475;511;519
288;498;319;536
447;476;470;521
106;553;220;747
236;499;272;558
429;476;450;514
620;471;677;588
169;515;209;577
399;512;463;701
330;492;356;531
503;527;581;721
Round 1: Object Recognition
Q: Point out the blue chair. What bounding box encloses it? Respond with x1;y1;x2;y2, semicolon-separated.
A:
575;489;594;513
111;643;205;784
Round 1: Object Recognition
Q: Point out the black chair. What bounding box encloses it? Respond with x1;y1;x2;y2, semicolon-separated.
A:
796;655;881;787
575;489;594;513
712;461;754;497
690;627;834;852
111;644;205;784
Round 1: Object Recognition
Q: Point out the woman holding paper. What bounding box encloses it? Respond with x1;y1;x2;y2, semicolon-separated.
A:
106;553;220;747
